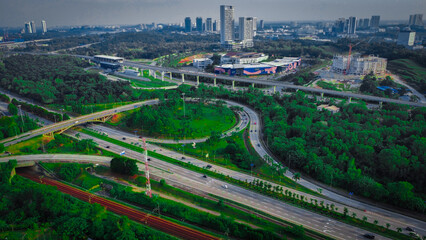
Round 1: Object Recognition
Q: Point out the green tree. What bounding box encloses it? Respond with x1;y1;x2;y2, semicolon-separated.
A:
8;103;18;115
59;163;81;182
0;143;4;153
111;156;138;176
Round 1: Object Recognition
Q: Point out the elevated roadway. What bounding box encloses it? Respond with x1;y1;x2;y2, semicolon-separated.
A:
75;55;426;108
0;154;112;167
0;99;159;147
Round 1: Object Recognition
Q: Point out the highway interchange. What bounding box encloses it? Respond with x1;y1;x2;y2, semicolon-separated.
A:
1;91;425;239
0;57;425;238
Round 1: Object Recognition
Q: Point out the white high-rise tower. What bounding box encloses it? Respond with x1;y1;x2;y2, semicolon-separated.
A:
220;5;235;44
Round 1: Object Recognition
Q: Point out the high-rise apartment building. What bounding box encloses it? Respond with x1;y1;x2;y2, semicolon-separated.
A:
213;20;218;32
220;5;235;44
206;18;212;32
409;14;424;27
397;31;416;47
41;20;47;33
25;22;32;33
363;18;370;28
239;17;254;47
185;17;192;32
347;17;357;34
259;20;264;30
253;17;257;36
30;21;36;33
370;15;380;29
196;17;203;32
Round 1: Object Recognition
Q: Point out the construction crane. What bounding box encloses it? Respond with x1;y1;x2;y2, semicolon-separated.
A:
344;37;374;75
142;138;152;198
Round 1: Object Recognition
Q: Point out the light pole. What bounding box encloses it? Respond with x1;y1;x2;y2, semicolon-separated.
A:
182;93;186;119
17;105;24;132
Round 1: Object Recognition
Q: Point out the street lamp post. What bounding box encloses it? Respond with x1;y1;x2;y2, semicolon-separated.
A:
17;105;24;132
182;93;186;119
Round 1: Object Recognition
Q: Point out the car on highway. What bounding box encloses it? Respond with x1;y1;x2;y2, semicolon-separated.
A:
75;121;79;124
122;137;126;140
106;146;110;148
181;156;186;160
405;227;414;232
257;143;260;147
206;165;212;169
202;175;207;178
147;158;151;161
363;233;375;239
222;184;228;189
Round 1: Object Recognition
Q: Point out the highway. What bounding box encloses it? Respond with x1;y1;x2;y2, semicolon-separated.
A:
73;55;426;108
0;99;160;146
0;154;112;166
3;95;424;238
65;129;393;240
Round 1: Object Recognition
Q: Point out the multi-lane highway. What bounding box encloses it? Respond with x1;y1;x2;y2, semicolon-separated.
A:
0;99;159;146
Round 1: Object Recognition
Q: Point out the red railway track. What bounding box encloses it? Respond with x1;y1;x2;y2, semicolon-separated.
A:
18;172;219;240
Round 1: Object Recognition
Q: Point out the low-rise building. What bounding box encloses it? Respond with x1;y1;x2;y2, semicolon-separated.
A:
193;58;213;68
331;54;387;75
220;52;268;64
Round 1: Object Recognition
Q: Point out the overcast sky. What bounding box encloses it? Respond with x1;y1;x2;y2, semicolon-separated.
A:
0;0;425;28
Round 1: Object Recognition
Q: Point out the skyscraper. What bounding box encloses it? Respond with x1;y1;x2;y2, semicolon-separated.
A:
41;20;47;33
25;22;32;33
397;31;416;47
206;18;212;32
347;17;357;34
363;18;370;28
259;20;264;30
185;17;192;32
30;21;36;33
220;5;234;44
196;17;203;32
213;20;218;32
409;14;424;27
252;17;257;36
370;15;380;29
239;17;254;47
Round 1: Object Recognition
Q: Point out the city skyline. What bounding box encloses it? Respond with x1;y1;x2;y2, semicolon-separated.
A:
0;0;425;28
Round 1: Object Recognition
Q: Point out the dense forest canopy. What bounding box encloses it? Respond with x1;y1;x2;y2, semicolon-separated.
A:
0;55;137;109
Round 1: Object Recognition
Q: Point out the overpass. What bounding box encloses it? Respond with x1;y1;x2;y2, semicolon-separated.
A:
0;99;159;147
0;154;112;168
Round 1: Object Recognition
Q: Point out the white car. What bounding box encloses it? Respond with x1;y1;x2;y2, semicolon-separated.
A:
75;121;79;124
222;184;228;189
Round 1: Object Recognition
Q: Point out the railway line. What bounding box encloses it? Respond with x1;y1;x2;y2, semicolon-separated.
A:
18;171;219;240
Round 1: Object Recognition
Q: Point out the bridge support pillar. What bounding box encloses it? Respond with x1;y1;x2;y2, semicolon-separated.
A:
148;69;151;77
379;101;383;108
273;86;276;94
153;71;156;80
232;81;235;90
348;97;352;103
197;75;200;86
214;78;217;87
161;72;164;81
252;83;255;88
320;92;324;100
170;72;172;80
182;73;185;83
